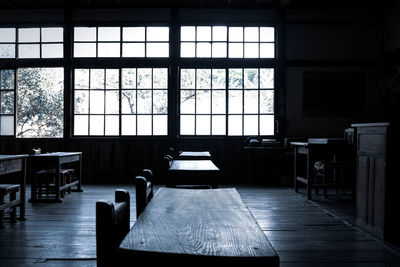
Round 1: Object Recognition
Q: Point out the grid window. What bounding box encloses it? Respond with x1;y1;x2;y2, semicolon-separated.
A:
180;26;274;58
73;27;169;58
180;68;274;136
74;68;168;136
0;27;63;59
0;70;15;135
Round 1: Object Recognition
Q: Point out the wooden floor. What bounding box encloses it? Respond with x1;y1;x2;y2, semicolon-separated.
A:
1;185;400;266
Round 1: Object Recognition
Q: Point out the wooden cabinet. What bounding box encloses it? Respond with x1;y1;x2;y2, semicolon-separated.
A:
352;122;399;242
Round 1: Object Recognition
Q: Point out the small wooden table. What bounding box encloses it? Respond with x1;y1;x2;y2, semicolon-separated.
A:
29;152;83;203
168;159;219;188
119;188;279;265
178;151;212;160
0;154;28;220
292;138;349;200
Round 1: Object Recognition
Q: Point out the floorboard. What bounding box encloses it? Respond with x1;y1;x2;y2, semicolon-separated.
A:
0;185;399;266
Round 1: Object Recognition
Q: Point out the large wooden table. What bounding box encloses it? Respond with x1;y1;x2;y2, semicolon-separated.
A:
0;154;28;220
178;151;212;160
119;188;279;265
29;152;83;203
292;138;349;200
168;159;219;188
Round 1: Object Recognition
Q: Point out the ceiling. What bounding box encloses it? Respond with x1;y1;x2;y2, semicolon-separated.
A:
0;0;381;9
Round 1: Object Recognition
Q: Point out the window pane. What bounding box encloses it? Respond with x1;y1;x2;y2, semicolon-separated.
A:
181;26;195;41
197;69;211;89
137;115;151;135
18;44;40;58
212;69;225;89
229;69;243;89
212;90;225;114
98;27;120;41
74;43;96;57
0;28;16;42
121;90;136;114
260;27;274;42
244;90;258;114
0;116;14;135
137;68;152;89
180;90;195;114
197;26;211;41
122;68;136;89
153;90;168;114
74;91;89;114
75;69;89;89
42;28;63;42
228;115;242;136
74;27;96;41
106;69;119;89
212;43;227;58
90;91;104;114
212;115;225;135
229;27;243;42
123;27;145;41
1;91;14;114
260;90;274;113
105;115;119;136
260;43;275;58
197;42;211;58
244;69;259;89
42;44;63;58
105;91;119;114
244;43;259;58
122;43;145;57
18;28;40;43
74;115;88;135
153;68;168;89
137;90;151;114
212;26;227;41
147;27;169;41
90;69;105;89
196;90;211;114
196;115;210;135
121;115;136;135
228;43;243;58
260;115;274;135
17;68;64;138
228;90;242;114
181;42;195;58
153;115;167;135
244;27;259;42
98;43;120;57
260;68;274;88
146;43;169;57
1;70;15;90
90;115;104;135
0;44;15;58
180;115;194;135
181;69;195;89
244;115;258;135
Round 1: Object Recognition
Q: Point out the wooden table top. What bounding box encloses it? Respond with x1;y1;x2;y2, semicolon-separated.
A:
0;154;29;161
30;152;82;158
119;188;279;263
169;159;219;172
291;138;348;147
178;151;212;159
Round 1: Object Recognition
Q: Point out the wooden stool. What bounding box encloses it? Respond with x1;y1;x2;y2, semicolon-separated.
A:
35;169;74;198
0;184;21;228
314;160;345;197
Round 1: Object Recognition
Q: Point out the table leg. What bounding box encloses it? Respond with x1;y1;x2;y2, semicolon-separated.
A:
55;163;62;203
294;147;298;193
307;150;312;200
18;158;27;220
74;155;83;192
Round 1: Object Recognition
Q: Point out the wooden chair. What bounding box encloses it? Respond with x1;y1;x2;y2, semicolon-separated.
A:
0;184;20;228
163;155;173;187
96;189;130;267
135;169;154;218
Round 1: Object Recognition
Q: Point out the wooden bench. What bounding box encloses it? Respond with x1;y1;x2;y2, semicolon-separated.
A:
96;189;130;267
0;184;21;228
135;169;154;219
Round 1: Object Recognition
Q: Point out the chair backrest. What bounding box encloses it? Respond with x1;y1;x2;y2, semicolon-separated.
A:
163;155;173;187
135;173;154;219
96;189;130;267
344;128;355;145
